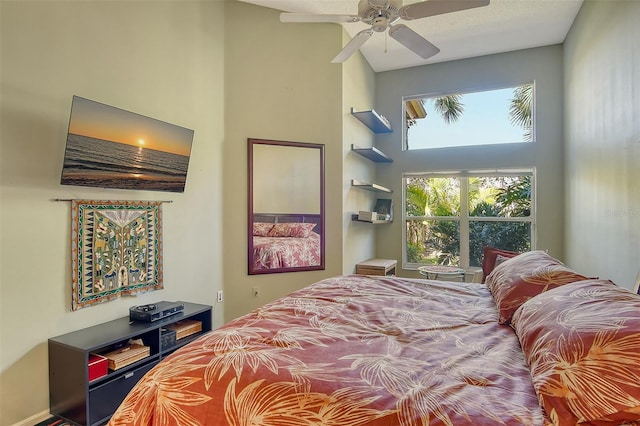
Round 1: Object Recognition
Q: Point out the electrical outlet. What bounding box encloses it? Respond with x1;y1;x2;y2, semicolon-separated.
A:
252;287;259;297
217;290;223;303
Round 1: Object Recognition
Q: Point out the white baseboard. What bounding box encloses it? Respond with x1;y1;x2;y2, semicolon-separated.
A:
10;409;51;426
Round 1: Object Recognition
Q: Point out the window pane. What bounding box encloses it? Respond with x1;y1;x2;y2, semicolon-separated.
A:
469;176;531;218
405;84;533;150
405;177;460;218
469;221;531;267
406;219;460;266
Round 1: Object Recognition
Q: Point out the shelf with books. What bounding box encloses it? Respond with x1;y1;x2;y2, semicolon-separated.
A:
351;198;393;224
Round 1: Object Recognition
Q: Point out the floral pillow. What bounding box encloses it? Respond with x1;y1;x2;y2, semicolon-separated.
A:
511;280;640;425
485;250;588;324
481;246;520;283
253;222;274;237
267;222;316;238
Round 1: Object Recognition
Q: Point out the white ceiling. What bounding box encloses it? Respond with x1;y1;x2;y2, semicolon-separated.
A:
237;0;583;72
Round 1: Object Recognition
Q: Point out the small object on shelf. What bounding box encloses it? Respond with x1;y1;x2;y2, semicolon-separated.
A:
350;108;393;133
88;354;108;381
166;319;203;340
103;344;150;371
160;328;177;350
351;179;392;193
358;211;378;222
351;144;392;163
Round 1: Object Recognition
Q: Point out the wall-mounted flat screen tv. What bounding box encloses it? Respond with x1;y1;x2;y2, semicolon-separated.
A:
61;96;194;193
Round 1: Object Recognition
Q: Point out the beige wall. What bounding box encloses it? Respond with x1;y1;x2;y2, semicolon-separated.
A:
341;30;379;275
2;0;638;424
373;45;567;277
564;0;640;290
222;2;345;321
0;1;226;424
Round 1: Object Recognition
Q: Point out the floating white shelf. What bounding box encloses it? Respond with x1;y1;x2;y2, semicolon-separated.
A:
351;179;393;193
350;214;393;223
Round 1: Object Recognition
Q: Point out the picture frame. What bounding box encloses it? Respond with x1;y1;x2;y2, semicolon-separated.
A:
374;198;393;221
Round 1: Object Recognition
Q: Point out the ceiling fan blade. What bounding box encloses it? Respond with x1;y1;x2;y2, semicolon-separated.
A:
388;24;440;59
400;0;490;20
331;29;374;63
280;13;359;23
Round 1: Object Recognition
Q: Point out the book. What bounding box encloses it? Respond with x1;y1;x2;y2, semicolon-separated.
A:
166;319;203;340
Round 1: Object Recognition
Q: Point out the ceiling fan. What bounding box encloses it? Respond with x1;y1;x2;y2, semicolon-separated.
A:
280;0;490;63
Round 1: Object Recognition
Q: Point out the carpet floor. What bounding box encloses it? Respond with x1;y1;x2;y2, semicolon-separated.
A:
34;417;74;426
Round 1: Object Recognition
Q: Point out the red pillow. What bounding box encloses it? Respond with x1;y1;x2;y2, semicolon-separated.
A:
485;250;589;324
267;222;316;238
512;280;640;424
481;246;520;282
253;222;274;237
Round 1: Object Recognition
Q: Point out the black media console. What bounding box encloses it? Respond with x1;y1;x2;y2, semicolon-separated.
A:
48;301;212;425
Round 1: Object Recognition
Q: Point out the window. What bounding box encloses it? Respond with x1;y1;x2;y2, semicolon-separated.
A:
403;170;535;270
404;83;534;150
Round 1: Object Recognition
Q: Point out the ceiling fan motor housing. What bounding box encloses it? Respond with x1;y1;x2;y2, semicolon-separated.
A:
359;0;403;26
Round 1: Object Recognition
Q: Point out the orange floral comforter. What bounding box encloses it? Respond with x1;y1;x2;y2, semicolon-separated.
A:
108;275;547;426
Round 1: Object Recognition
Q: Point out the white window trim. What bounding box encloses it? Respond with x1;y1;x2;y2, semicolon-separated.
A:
402;81;536;151
401;168;537;271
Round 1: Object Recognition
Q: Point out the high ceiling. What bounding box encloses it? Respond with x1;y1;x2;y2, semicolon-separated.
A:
237;0;584;72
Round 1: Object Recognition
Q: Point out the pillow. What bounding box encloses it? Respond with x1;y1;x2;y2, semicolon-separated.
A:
485;250;588;324
267;222;316;238
511;280;640;425
481;246;520;282
253;222;274;237
493;254;512;268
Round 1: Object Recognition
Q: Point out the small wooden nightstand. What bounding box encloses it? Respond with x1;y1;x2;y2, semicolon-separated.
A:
356;258;397;276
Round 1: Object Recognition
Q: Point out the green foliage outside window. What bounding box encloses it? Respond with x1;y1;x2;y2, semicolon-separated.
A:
405;175;532;267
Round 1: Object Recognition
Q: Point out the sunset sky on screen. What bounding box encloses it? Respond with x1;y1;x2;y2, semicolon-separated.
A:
67;96;193;157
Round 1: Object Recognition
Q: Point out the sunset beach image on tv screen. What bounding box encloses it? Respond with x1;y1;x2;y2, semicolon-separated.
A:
61;96;194;193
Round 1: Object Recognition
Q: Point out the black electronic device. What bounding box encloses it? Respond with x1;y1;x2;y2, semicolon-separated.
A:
129;301;184;322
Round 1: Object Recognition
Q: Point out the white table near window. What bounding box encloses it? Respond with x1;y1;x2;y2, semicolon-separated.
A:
418;265;466;282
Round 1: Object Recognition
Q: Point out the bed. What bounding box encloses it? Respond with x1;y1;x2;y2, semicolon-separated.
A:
251;214;322;269
108;250;640;426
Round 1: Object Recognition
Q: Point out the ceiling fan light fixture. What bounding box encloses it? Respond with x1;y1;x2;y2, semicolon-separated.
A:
371;16;389;32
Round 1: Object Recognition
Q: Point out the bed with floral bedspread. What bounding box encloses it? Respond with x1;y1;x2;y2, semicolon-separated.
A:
252;221;321;269
108;251;640;426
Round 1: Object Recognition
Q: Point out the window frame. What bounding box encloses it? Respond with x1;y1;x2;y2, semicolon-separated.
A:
402;82;536;151
402;168;537;271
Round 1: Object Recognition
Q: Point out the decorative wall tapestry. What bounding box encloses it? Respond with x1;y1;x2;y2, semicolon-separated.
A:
71;200;163;310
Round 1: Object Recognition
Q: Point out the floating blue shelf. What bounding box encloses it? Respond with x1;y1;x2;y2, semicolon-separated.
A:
351;144;393;163
350;108;392;133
